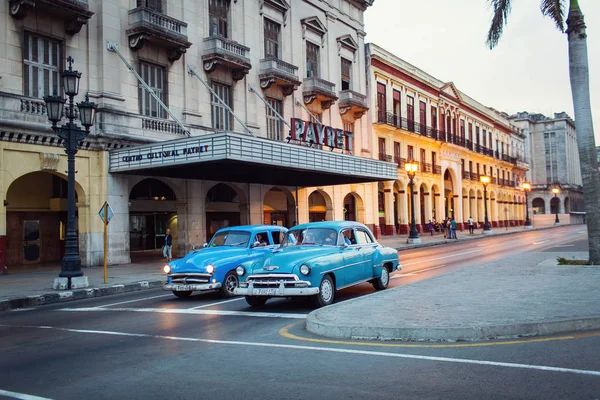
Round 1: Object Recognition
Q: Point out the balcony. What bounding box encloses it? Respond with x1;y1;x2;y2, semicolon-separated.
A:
462;171;470;180
338;90;369;119
259;58;301;96
433;164;442;174
127;7;192;61
394;157;406;169
202;36;251;81
9;0;93;34
302;77;338;111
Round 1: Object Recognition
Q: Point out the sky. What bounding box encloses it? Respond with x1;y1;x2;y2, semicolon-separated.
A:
364;0;600;142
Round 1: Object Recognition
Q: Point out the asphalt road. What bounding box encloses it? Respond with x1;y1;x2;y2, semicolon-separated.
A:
1;225;598;400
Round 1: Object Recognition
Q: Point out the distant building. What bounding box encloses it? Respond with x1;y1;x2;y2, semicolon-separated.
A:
509;112;583;215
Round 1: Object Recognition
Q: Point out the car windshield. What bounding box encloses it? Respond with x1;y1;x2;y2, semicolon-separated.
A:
281;228;338;247
209;231;251;247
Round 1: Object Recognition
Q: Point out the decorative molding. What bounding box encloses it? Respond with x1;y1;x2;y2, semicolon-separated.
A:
39;153;60;171
337;34;359;54
301;16;327;37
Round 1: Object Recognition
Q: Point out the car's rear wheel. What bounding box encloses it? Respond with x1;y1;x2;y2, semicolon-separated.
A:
313;275;335;308
245;296;268;307
220;271;239;298
372;265;390;291
172;290;192;298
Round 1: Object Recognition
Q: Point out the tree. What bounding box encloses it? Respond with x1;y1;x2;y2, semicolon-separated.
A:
486;0;600;264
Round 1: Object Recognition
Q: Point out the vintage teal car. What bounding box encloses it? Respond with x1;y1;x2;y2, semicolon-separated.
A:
234;221;400;308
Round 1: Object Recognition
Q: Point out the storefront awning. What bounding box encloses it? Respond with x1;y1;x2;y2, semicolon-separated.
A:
109;132;397;186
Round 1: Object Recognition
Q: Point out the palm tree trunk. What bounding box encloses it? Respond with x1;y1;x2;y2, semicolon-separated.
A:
566;0;600;264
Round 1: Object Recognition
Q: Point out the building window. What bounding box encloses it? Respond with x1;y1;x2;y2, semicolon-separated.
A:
377;83;386;123
482;129;487;148
544;132;558;183
378;138;386;161
440;110;445;133
489;132;493;148
209;0;229;37
469;160;473;173
211;81;232;130
139;61;167;119
393;90;401;124
407;145;414;161
419;101;426;130
23;32;62;99
432;151;437;168
266;97;283;141
264;19;280;58
475;126;480;146
460;120;465;139
394;141;401;162
306;42;320;78
137;0;162;12
406;96;414;122
341;58;352;90
431;107;437;132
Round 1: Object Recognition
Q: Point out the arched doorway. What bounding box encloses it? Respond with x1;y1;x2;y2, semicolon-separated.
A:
550;196;560;214
129;179;177;252
564;197;570;213
5;172;79;266
444;169;455;219
419;183;427;226
264;187;295;227
394;181;405;233
532;198;545;214
205;183;243;237
377;182;386;230
308;190;332;222
343;193;365;223
431;184;440;222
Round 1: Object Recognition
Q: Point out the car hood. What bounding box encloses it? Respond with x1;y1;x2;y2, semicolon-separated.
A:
250;246;339;273
170;247;252;273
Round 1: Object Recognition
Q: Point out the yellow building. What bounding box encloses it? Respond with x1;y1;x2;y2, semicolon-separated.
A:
367;44;529;235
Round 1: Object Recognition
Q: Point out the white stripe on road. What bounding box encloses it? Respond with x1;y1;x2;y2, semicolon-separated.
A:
392;273;418;278
555;245;575;248
2;324;600;377
532;240;550;245
0;389;53;400
401;250;483;267
392;265;446;279
59;307;307;319
95;294;173;308
10;308;36;312
189;298;244;310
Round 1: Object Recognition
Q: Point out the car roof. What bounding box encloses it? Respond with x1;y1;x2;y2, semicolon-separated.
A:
291;221;370;231
215;225;285;233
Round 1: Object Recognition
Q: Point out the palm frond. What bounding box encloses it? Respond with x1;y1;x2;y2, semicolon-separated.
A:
486;0;512;49
541;0;566;32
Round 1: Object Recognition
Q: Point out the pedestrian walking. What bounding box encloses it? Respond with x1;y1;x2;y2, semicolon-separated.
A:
468;216;474;235
427;220;434;236
450;218;458;240
163;228;173;262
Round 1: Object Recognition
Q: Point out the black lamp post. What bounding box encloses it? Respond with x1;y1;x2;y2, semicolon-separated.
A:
523;182;532;228
552;186;560;224
480;175;492;233
43;57;97;288
405;160;421;243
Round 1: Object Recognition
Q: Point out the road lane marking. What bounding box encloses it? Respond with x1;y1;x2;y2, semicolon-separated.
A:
95;294;173;308
58;307;307;319
401;250;483;267
10;308;36;312
0;389;53;400
189;298;244;310
532;240;550;245
392;273;418;278
392;265;446;279
555;245;575;247
2;324;600;377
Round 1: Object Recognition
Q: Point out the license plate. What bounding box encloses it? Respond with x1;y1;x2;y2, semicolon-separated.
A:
173;285;192;291
255;288;276;295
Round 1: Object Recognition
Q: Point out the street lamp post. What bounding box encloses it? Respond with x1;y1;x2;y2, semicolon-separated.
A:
552;186;560;224
43;57;97;290
480;175;492;234
523;182;532;228
405;160;421;244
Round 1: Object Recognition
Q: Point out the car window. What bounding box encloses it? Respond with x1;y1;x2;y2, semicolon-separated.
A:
271;229;285;245
341;229;357;245
253;232;270;247
209;231;251;247
355;229;373;244
282;228;337;246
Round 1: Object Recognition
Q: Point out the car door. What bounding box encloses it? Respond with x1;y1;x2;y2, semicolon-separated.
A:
354;228;377;279
340;228;364;286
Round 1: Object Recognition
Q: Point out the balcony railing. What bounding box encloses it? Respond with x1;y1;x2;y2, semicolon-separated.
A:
202;36;251;80
338;90;367;106
129;7;187;36
433;164;442;174
260;57;298;76
394;156;406;169
259;58;301;94
462;171;470;180
204;35;248;58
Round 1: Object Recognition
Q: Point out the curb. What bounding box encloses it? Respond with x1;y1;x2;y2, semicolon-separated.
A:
305;313;600;342
0;280;163;312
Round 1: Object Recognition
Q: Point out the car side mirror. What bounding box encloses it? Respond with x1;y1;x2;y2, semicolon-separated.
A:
341;242;349;248
202;243;208;248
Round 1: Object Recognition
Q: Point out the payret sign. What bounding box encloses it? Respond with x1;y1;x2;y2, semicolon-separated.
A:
290;118;354;152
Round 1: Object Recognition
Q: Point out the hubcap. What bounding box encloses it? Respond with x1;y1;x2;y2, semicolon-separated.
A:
321;279;333;303
381;267;389;286
226;275;237;293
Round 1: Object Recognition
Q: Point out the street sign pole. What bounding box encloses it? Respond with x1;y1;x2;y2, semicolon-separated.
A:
104;202;108;284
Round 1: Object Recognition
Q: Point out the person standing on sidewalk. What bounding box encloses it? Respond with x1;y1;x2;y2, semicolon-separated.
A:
163;229;173;262
427;220;434;236
468;216;474;235
450;218;458;240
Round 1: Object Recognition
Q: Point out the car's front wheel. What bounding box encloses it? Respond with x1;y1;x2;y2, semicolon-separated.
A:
172;290;192;298
313;274;335;308
372;265;390;291
220;271;239;298
245;296;268;307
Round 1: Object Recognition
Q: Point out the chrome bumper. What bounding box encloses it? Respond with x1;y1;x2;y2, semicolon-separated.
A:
234;279;318;297
163;282;222;292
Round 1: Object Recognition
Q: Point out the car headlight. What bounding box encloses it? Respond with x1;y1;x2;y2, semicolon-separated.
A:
163;265;171;274
205;264;215;274
299;264;311;276
236;265;246;276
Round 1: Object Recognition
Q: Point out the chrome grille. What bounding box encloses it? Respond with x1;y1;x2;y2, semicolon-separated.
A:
247;274;299;288
169;273;210;284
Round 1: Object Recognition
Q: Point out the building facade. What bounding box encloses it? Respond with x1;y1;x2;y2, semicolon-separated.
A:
509;112;583;215
367;44;529;234
0;0;398;268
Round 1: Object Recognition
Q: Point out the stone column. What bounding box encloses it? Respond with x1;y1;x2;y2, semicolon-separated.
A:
383;181;395;235
186;180;206;247
175;201;188;257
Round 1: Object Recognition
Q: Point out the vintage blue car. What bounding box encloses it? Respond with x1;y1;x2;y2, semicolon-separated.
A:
163;225;287;298
234;221;400;308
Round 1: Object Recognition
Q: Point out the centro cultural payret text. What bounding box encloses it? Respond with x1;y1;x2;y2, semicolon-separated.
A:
121;145;210;163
